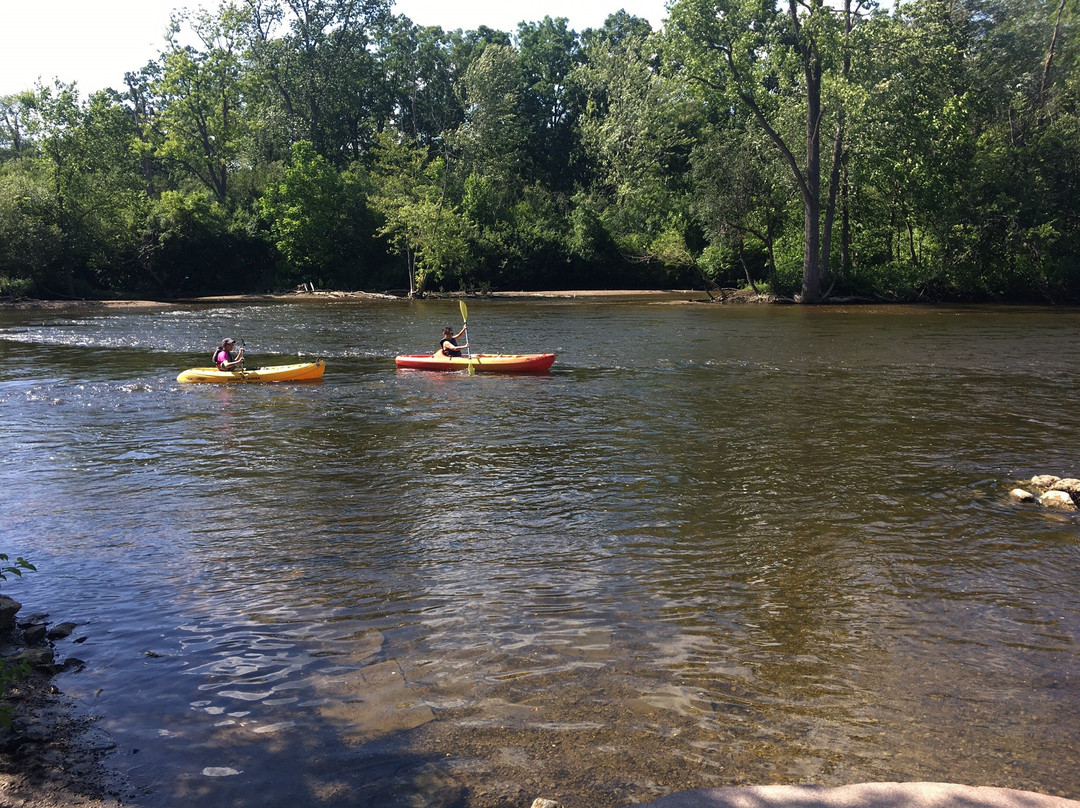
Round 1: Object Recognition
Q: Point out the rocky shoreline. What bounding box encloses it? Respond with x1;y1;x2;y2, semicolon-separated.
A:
1009;475;1080;510
0;595;125;808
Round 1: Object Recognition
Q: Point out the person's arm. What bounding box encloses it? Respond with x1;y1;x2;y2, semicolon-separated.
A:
454;325;466;340
222;348;245;369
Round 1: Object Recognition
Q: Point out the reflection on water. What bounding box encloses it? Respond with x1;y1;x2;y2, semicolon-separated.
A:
2;299;1080;807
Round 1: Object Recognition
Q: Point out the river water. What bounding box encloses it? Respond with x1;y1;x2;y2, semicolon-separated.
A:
1;295;1078;808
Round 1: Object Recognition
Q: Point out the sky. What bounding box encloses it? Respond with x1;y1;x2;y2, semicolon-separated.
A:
1;0;670;98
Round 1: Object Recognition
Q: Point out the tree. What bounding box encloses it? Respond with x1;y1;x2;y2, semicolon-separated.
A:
516;16;584;192
575;19;699;268
155;3;250;202
10;83;144;295
376;19;470;146
260;140;349;281
847;0;974;292
669;0;871;302
454;43;527;190
692;123;793;292
243;0;393;160
0;92;35;159
370;133;470;295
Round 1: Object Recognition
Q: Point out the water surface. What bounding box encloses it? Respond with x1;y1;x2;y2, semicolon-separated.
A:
2;297;1079;807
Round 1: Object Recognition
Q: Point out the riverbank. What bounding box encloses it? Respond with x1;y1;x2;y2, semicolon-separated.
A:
0;600;125;807
0;287;771;310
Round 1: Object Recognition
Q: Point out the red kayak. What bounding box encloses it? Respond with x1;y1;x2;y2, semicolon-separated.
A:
395;353;556;372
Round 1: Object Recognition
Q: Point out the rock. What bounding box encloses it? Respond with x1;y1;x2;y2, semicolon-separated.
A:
1010;488;1036;502
7;646;56;672
22;623;48;645
62;657;86;672
1051;477;1080;494
1039;490;1076;510
0;595;21;630
47;622;77;641
531;800;565;808
1031;474;1061;488
618;783;1080;808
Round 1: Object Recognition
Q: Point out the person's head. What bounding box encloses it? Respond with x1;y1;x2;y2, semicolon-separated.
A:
220;338;235;351
442;327;454;339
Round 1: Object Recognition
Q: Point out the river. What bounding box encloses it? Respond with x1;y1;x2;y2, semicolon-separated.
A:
1;295;1078;807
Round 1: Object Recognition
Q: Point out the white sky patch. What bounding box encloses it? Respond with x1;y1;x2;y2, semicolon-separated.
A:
1;0;669;97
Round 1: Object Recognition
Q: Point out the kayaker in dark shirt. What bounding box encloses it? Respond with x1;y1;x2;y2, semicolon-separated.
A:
439;326;468;357
214;338;245;370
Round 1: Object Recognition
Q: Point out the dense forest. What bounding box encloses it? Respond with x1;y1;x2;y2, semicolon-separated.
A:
1;0;1077;302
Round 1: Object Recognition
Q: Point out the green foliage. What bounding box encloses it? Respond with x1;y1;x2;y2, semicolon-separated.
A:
130;190;235;295
2;0;1080;300
155;6;250;202
261;141;347;282
0;163;60;288
516;16;584;192
453;43;527;187
0;554;35;584
370;133;472;293
0;554;35;729
0;657;29;729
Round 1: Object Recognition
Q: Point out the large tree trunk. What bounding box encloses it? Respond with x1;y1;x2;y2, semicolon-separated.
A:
1039;0;1068;116
799;30;824;303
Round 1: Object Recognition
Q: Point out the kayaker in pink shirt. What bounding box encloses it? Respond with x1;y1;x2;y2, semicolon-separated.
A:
214;338;245;370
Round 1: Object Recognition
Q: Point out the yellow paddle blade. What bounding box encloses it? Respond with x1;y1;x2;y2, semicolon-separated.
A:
459;299;468;323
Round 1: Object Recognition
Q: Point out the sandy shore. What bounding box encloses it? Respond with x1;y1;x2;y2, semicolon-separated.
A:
0;288;746;311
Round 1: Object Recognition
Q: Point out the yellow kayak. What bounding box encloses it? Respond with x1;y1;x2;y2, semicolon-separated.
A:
177;361;326;384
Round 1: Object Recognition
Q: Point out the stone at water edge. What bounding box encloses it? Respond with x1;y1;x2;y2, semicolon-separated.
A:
617;783;1080;808
1050;477;1080;494
22;623;47;645
11;646;55;671
1010;488;1036;502
1039;490;1077;510
530;800;565;808
1031;474;1062;487
0;595;21;630
47;622;77;641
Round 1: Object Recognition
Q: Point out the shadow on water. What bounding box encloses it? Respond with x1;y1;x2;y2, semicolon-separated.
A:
104;669;477;807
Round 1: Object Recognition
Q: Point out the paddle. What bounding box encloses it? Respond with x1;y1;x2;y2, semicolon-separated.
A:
459;300;471;358
459;300;476;375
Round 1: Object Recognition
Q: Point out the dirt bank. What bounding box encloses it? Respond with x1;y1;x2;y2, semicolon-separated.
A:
0;607;128;808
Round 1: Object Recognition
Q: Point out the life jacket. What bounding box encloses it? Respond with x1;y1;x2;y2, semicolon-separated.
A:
213;348;237;369
440;337;461;357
